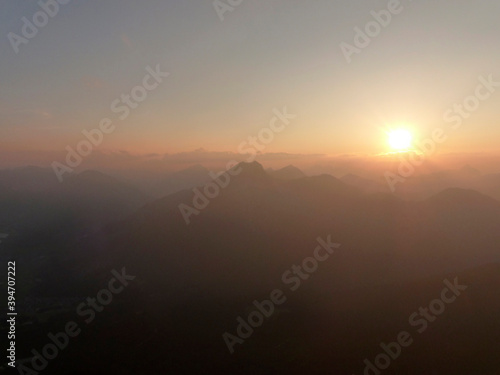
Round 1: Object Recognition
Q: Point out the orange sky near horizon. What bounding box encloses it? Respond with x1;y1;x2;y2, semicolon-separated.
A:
1;1;499;168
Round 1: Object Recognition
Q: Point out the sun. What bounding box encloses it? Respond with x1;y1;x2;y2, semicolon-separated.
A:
388;129;413;151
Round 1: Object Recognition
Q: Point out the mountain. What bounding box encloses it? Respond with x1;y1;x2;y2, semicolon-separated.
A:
268;165;306;180
9;161;500;374
369;164;500;202
77;162;500;293
394;165;486;200
49;162;500;374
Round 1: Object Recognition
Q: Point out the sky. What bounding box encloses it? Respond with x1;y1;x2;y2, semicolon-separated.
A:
1;0;499;169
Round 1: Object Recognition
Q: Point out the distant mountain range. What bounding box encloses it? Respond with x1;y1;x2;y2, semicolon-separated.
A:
341;165;500;201
83;161;500;290
4;161;500;374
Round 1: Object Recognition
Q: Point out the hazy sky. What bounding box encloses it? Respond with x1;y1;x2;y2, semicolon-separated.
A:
1;0;499;164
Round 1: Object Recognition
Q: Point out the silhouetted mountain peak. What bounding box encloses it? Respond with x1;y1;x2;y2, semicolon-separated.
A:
234;161;266;176
269;165;306;180
281;165;303;172
229;161;271;186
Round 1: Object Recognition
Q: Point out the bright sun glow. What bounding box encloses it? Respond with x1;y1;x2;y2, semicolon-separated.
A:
388;129;413;151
